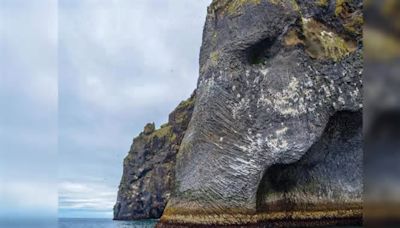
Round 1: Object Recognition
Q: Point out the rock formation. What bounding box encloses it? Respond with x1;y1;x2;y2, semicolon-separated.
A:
116;0;363;226
159;0;363;226
114;92;195;220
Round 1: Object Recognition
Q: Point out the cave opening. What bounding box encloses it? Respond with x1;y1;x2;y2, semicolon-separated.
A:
255;111;363;212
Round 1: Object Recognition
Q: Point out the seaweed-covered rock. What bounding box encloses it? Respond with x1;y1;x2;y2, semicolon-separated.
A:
159;0;363;226
113;92;195;220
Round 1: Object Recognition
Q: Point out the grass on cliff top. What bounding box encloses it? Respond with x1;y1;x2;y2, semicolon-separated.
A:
151;125;171;137
147;124;176;142
210;0;261;16
141;96;194;143
226;0;261;15
177;96;195;110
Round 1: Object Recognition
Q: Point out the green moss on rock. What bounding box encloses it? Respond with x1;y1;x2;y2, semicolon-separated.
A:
301;17;357;61
209;51;220;66
283;17;357;61
333;0;363;36
343;13;363;35
335;0;346;16
226;0;261;15
209;0;261;16
177;96;195;111
316;0;329;7
269;0;300;11
150;125;173;139
143;122;155;135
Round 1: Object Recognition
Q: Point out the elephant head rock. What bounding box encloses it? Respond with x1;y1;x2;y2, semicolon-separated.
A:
159;0;362;226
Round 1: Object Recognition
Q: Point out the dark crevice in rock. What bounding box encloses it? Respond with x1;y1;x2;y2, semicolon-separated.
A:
245;36;279;65
134;167;152;181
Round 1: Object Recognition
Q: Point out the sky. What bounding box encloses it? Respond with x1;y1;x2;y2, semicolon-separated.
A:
0;0;211;220
0;0;58;222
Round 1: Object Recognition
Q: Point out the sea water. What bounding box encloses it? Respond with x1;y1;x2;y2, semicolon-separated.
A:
58;218;157;228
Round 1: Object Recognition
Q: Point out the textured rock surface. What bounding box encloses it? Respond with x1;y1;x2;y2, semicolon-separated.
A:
114;92;195;220
159;0;363;226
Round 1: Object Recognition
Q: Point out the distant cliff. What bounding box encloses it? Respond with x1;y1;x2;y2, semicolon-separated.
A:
114;92;195;220
115;0;363;226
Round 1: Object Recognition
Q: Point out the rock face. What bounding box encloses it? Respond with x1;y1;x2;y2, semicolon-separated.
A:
159;0;363;226
114;92;195;220
115;0;363;226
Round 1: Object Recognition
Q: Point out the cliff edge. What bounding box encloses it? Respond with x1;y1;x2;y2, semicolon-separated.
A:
114;92;195;220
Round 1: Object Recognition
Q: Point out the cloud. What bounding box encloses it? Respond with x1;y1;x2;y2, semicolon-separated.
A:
0;0;58;109
0;0;58;220
0;181;57;217
76;75;174;111
59;181;116;212
59;0;211;115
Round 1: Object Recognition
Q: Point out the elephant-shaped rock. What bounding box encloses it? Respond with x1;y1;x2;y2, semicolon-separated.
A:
160;0;363;226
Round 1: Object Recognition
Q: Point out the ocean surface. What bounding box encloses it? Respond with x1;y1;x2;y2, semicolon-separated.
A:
58;218;158;228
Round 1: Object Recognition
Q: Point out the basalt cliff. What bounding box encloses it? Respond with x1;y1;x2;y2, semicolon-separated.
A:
114;92;195;220
115;0;363;226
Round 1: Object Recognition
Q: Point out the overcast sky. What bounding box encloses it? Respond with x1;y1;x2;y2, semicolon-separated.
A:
0;0;211;220
58;0;211;218
0;0;58;222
